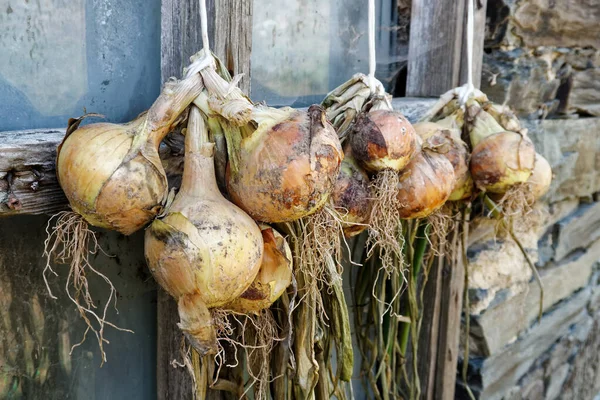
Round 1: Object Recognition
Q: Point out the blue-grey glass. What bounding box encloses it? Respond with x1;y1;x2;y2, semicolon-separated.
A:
251;0;408;107
0;0;161;132
0;215;157;400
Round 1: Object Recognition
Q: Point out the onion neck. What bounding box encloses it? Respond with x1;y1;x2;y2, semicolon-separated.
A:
469;108;505;148
143;73;205;149
178;106;220;198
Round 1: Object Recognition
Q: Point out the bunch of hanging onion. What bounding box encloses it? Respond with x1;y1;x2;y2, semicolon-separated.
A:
466;100;535;194
144;106;264;355
44;61;208;361
57;71;206;234
195;66;343;223
331;149;373;237
414;122;473;201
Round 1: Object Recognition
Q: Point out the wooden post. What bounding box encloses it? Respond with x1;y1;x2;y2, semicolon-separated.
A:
158;1;253;399
405;0;487;398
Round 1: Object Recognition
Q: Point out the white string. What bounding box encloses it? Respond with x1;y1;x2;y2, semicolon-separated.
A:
199;0;210;54
368;0;376;93
459;0;475;106
466;0;474;95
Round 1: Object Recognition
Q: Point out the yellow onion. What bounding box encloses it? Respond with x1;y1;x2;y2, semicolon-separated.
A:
470;131;535;194
349;110;418;172
528;153;552;200
466;99;507;148
331;154;373;237
414;122;473;201
226;105;343;223
144;106;263;355
396;149;455;219
225;224;292;314
57;74;204;234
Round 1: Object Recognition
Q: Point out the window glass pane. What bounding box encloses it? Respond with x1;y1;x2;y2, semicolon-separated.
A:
0;216;156;400
0;0;161;131
250;0;409;107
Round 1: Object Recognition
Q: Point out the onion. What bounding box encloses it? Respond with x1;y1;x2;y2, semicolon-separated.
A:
225;224;292;314
226;105;343;223
528;153;552;200
144;106;263;355
396;149;455;219
466;99;506;148
57;74;204;235
414;122;473;201
349;110;418;172
470;131;535;194
331;154;372;237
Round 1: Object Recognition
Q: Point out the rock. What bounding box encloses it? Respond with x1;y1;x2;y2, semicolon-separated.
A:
552;202;600;261
545;364;570;400
525;118;600;203
510;0;600;49
522;379;544;400
561;317;600;399
472;239;600;356
565;68;600;116
479;288;591;400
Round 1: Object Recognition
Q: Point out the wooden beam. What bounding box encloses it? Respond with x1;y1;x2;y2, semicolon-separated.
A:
406;0;466;97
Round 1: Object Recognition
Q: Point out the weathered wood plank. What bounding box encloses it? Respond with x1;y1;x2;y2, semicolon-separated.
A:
435;244;466;400
417;256;444;400
0;129;66;216
406;0;467;97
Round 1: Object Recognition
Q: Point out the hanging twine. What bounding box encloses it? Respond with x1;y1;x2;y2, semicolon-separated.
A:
368;0;377;93
458;0;475;106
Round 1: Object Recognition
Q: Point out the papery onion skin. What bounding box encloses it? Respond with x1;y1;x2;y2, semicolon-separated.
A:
57;76;204;235
350;110;418;172
414;122;473;201
145;108;263;355
470;131;535;194
225;225;292;314
396;150;455;219
227;105;343;223
331;156;372;237
528;153;552;201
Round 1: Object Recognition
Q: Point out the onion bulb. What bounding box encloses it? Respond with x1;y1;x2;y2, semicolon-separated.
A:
466;99;506;148
528;153;552;200
470;131;535;194
331;154;373;237
349;110;418;172
226;105;343;223
396;149;455;219
144;106;263;355
225;224;292;314
57;74;204;235
414;122;473;201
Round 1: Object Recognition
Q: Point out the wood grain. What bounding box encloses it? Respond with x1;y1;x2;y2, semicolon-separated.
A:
406;0;467;97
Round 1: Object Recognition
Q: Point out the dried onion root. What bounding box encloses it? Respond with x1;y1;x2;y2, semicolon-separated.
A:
44;56;210;359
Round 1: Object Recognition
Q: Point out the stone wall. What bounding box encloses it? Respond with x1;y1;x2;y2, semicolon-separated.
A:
458;1;600;398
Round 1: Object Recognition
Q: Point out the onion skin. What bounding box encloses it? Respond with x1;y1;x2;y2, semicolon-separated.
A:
414;122;473;201
350;110;418;172
528;153;552;200
227;105;343;223
396;150;455;219
145;108;263;355
225;225;292;314
331;155;372;237
57;75;204;235
470;131;535;194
